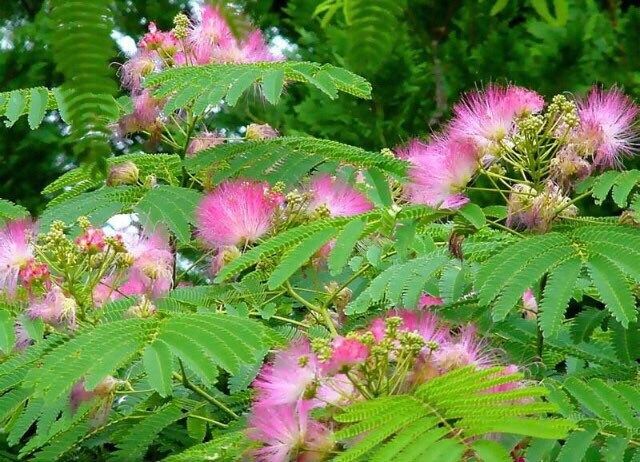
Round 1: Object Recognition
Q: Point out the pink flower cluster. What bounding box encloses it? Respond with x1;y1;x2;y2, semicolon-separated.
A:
94;229;174;305
396;85;638;215
247;308;519;461
196;176;373;274
119;6;281;134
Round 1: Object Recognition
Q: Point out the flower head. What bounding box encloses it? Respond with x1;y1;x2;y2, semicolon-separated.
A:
575;87;638;169
306;175;373;217
120;51;158;92
450;85;544;153
27;286;77;328
0;219;35;298
320;336;369;374
399;137;478;209
75;228;107;253
248;401;334;462
418;293;443;308
186;131;223;156
432;325;492;371
253;339;319;406
121;229;173;299
139;22;179;56
196;180;280;248
188;5;235;65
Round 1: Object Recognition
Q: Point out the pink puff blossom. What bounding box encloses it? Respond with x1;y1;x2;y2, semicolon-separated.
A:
196;180;280;248
0;219;35;298
133;90;163;127
316;374;356;407
186;131;223;156
188;6;235;65
253;339;319;406
418;293;443;308
19;260;49;289
75;228;107;253
120;51;158;93
248;401;334;462
396;310;449;347
27;286;77;328
450;85;544;153
432;325;492;372
320;336;369;374
139;22;179;55
306;175;374;217
522;289;538;319
399;137;478;209
121;230;173;299
575;87;638;169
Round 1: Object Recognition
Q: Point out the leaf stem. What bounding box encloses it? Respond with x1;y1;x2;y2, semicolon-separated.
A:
285;280;338;336
172;370;239;419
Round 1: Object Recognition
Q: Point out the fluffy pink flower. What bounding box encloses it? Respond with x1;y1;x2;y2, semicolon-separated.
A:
316;374;356;407
122;230;173;299
522;289;538;313
94;229;173;303
75;228;107;253
120;51;158;92
196;180;279;248
575;87;638;168
253;339;319;406
0;219;35;298
418;293;443;308
188;6;235;65
236;30;281;63
396;310;449;346
133;90;163;127
432;325;492;371
306;175;374;217
139;22;179;55
186;131;223;156
320;337;369;374
248;401;333;462
450;85;543;153
246;123;279;140
27;286;76;328
399;137;478;209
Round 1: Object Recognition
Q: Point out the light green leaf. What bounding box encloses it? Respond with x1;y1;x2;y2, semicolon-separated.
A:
268;228;337;289
143;342;174;397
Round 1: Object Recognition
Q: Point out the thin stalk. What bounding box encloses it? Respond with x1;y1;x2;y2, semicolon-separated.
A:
173;370;239;419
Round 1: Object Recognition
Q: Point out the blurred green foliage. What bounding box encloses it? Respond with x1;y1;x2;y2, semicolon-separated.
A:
1;0;640;212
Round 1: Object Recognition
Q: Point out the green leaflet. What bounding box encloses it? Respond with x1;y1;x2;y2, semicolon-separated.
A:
268;228;337;289
539;257;582;338
143;341;173;397
135;185;203;243
333;367;572;461
328;218;366;276
144;61;372;111
587;254;636;327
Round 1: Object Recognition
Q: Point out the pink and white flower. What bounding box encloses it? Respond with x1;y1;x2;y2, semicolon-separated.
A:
253;339;319;406
306;175;374;217
398;137;478;209
575;87;638;169
432;324;492;371
248;401;334;462
449;85;544;153
27;286;77;328
196;180;280;248
0;219;35;298
186;131;223;156
320;336;369;374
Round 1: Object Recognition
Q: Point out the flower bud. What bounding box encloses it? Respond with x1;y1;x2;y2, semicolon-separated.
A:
107;161;139;186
